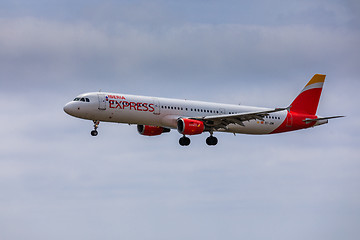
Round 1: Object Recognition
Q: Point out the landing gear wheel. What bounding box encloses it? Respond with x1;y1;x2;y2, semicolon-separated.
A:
179;136;191;146
91;120;100;136
206;136;218;146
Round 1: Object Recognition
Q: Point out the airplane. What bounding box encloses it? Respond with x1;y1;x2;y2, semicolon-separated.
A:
63;74;343;146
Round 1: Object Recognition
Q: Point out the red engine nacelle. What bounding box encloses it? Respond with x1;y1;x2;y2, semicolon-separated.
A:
177;118;205;135
137;125;170;136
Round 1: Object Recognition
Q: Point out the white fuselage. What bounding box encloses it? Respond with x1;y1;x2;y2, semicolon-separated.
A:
63;74;340;146
64;92;286;135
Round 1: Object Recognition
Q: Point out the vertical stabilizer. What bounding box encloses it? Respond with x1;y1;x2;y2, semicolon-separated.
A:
289;74;325;115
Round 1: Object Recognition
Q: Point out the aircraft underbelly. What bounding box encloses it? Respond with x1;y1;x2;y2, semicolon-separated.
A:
223;119;284;135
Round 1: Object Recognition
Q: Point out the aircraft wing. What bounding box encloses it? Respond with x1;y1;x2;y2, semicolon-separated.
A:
191;107;288;129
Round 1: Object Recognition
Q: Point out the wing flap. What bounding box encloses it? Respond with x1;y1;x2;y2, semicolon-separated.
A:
191;107;288;128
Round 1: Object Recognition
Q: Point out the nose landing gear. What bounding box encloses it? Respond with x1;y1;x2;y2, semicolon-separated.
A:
91;120;100;136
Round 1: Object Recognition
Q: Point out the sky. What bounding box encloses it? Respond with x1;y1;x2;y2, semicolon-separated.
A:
1;0;360;239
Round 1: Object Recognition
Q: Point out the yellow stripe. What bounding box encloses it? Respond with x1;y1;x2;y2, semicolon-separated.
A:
305;74;326;87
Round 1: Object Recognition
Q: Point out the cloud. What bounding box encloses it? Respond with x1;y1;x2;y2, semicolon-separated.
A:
1;18;359;97
0;1;360;239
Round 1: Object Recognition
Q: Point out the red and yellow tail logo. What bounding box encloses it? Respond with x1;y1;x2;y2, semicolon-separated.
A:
289;74;325;115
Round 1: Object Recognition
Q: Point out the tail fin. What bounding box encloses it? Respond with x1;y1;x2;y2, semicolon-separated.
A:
289;74;325;115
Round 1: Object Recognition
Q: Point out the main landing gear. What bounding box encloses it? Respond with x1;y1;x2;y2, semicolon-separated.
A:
178;135;218;146
91;120;100;136
206;135;218;146
179;136;191;146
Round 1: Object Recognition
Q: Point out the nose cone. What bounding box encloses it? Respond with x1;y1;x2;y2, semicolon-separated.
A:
63;102;76;116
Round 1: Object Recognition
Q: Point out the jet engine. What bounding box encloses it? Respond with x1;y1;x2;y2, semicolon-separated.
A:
137;125;170;136
177;118;204;135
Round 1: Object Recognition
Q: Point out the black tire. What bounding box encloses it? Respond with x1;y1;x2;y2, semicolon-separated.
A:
184;137;190;146
91;130;98;136
206;136;218;146
212;136;218;145
179;136;190;146
179;137;185;146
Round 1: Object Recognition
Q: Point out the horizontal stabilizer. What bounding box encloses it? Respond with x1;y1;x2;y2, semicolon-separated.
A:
303;115;345;123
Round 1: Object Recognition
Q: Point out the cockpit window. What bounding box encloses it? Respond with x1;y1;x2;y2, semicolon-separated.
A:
73;97;90;102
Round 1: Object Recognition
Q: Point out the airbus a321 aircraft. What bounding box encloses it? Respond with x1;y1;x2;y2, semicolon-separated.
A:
64;74;343;146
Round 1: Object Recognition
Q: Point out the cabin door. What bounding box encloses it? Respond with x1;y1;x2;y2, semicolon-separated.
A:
98;94;107;110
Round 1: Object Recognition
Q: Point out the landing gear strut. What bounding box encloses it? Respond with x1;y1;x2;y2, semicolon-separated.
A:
179;136;191;146
91;120;99;136
206;135;218;146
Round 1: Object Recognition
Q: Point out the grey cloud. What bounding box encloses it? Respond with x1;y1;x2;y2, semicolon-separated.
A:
2;0;357;28
1;18;359;97
1;1;360;239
